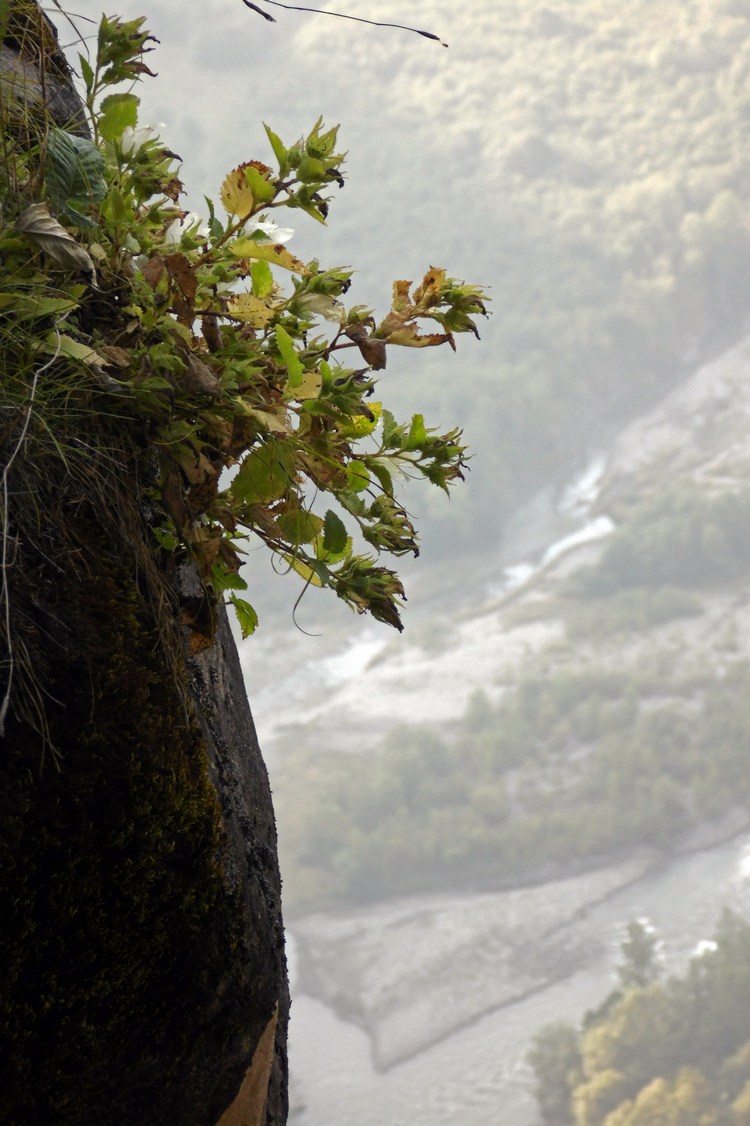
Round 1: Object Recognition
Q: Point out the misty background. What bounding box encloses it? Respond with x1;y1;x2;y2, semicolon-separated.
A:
62;1;750;1122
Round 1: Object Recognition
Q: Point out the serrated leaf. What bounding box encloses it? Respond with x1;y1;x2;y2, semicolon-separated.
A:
203;195;224;242
340;400;382;439
235;403;292;435
251;259;274;297
211;562;248;594
220;160;273;217
227;292;277;327
368;458;394;495
229;595;259;638
243;163;275;205
99;92;139;142
79;54;95;95
346;460;370;492
231;438;296;503
381;408;406;447
17;203;94;275
152;525;180;551
277;507;324;545
323;509;348;555
220;163;255;217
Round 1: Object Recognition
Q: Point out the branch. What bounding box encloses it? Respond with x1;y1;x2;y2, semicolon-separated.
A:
241;0;448;45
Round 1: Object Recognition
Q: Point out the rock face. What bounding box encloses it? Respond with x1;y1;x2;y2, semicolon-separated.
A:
0;5;288;1123
0;516;288;1124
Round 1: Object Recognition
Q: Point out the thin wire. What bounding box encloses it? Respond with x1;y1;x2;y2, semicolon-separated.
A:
241;0;448;45
0;329;62;737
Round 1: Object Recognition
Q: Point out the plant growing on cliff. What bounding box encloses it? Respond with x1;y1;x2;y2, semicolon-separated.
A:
0;9;487;691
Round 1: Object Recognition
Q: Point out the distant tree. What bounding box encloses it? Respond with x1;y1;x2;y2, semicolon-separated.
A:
616;919;664;990
527;1021;582;1125
572;1067;629;1126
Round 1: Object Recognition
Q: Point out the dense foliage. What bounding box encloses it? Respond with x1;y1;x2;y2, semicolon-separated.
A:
529;910;750;1125
0;4;487;724
280;658;750;908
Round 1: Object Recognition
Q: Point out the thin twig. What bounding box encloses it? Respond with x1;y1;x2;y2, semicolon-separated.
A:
242;0;448;45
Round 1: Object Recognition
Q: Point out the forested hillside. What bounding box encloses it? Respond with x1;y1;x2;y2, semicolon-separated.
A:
462;0;750;544
296;0;750;549
529;911;750;1125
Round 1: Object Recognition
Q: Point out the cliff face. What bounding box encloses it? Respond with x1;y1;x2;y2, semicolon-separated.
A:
0;5;288;1123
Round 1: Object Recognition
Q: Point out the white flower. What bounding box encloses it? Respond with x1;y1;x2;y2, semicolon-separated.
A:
164;211;210;244
242;218;294;244
120;123;163;157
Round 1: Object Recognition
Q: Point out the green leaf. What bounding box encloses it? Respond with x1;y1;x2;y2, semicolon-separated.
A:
297;155;328;183
99;92;139;143
231;438;296;503
277;508;324;545
264;123;288;173
381;408;406;447
203;195;224;242
251;259;274;297
0;292;78;320
152;525;180;551
323;509;348;555
406;413;428;450
46;332;107;368
46;128;106;209
79;53;95;96
244;163;276;205
368;458;394;495
229;595;259;638
211;562;248;593
275;324;303;389
346;460;370;492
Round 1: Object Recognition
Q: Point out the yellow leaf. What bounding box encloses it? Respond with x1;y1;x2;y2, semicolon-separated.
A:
226;293;277;327
284;368;322;402
391;279;412;311
339;400;382;438
282;553;325;587
230;239;308;274
413;266;446;308
384;322;454;350
220;161;266;217
241;405;292;435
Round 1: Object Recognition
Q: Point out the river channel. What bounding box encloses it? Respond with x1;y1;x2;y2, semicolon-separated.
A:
287;831;750;1125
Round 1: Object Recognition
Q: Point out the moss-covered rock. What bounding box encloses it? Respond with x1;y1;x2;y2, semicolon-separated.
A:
0;4;288;1122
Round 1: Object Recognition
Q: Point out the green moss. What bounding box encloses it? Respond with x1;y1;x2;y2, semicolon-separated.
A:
0;488;242;1122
